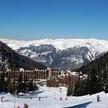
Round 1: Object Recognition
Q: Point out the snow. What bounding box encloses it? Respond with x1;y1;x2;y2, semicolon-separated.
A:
1;38;108;52
0;86;108;108
41;51;52;56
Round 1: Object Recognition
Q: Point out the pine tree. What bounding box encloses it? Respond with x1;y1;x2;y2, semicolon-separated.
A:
87;66;103;94
67;85;73;96
73;79;87;96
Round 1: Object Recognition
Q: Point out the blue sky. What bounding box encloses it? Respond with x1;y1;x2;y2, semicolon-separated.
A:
0;0;108;40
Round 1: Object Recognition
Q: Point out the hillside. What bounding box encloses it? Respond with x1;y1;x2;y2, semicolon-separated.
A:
75;52;108;95
0;41;47;70
0;86;108;108
79;51;108;74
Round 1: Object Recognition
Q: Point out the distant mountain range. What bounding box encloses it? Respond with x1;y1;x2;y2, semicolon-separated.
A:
1;38;108;70
0;41;47;70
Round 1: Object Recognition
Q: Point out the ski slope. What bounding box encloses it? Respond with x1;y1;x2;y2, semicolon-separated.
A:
0;86;108;108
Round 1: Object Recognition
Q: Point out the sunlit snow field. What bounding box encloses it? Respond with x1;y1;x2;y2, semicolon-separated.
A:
0;86;108;108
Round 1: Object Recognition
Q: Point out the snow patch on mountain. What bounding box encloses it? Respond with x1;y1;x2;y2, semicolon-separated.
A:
0;38;108;52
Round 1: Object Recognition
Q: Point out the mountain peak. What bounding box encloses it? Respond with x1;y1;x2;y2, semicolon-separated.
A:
0;38;108;70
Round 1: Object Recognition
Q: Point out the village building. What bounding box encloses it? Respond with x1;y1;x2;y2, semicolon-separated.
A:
0;67;80;89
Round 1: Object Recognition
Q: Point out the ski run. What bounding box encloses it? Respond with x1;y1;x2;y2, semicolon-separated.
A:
0;86;108;108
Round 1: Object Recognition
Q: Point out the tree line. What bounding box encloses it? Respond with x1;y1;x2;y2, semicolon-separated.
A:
67;52;108;96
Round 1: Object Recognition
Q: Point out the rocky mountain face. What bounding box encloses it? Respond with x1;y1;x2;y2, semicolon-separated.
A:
1;38;108;70
17;45;101;70
0;41;47;70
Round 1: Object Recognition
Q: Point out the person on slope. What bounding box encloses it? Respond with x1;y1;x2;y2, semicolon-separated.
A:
97;95;101;102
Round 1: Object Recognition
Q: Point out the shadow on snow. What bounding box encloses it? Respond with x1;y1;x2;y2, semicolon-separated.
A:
64;101;92;108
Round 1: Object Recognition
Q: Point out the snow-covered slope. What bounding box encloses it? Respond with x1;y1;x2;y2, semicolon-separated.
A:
1;38;108;70
0;86;108;108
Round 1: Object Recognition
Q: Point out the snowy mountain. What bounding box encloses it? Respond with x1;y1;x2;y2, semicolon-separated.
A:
0;41;47;70
1;38;108;70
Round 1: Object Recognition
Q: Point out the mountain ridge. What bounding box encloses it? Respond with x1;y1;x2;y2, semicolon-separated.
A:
1;38;108;50
1;38;108;70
